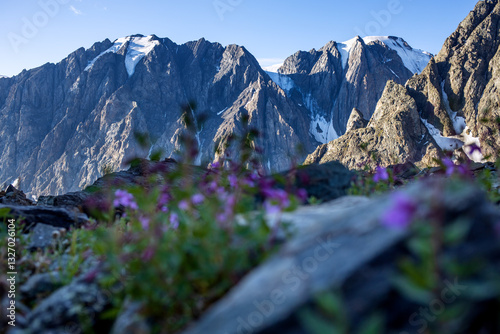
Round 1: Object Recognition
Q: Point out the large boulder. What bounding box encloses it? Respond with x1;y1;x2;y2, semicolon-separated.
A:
182;177;500;334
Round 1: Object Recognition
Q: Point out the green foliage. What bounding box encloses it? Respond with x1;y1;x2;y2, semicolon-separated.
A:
348;168;396;197
299;292;384;334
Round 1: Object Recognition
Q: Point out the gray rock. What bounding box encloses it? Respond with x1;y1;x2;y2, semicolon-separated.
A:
277;161;354;202
0;204;89;231
304;81;441;170
37;192;90;211
182;193;405;334
20;277;109;334
110;301;151;334
0;185;34;206
182;178;500;334
27;223;61;249
20;272;63;301
345;108;368;133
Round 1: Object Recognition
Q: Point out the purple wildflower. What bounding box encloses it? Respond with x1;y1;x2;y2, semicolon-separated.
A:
264;201;282;215
216;212;228;223
139;216;150;230
262;188;291;208
373;166;389;183
158;192;171;207
209;161;221;169
141;247;155;261
191;193;205;205
228;174;238;188
169;213;179;229
467;143;482;155
381;192;417;230
297;189;308;202
113;189;138;210
206;181;219;194
442;158;456;176
178;200;189;211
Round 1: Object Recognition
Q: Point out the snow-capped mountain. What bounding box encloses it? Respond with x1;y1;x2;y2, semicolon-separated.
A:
361;36;432;74
265;36;432;136
0;34;432;197
306;0;500;169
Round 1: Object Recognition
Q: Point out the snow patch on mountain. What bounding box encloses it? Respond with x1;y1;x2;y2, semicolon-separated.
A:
85;35;160;76
363;36;432;74
462;127;483;162
421;118;463;151
266;71;295;93
337;36;431;74
441;81;467;134
310;114;339;144
302;93;338;143
262;63;283;73
337;37;359;69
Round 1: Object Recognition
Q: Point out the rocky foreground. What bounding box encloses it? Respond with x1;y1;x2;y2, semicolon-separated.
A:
0;159;499;334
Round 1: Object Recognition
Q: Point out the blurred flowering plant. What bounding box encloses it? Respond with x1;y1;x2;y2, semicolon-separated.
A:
79;103;308;332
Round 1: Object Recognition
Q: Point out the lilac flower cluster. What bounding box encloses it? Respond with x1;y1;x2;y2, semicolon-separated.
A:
381;192;417;230
442;158;467;177
112;162;308;237
113;189;138;210
373;166;389;183
262;188;291;215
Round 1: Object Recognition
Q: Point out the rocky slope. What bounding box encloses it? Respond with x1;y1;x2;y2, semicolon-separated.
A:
305;0;500;168
406;0;500;161
0;34;430;198
305;81;441;169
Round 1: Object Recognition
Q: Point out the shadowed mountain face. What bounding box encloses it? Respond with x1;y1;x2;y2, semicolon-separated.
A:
271;36;431;137
306;0;500;169
0;34;430;198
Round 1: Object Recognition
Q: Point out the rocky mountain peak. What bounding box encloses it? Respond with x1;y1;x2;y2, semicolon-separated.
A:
305;0;500;170
345;108;368;133
304;80;440;169
403;0;500;161
0;31;433;198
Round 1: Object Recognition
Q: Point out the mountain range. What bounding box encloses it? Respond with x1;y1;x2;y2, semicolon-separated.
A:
0;33;431;197
306;0;500;170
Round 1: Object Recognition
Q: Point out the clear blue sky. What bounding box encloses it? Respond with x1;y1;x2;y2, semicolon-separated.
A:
0;0;480;77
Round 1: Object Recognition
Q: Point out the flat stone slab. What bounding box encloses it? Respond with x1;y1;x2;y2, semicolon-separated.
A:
183;178;500;334
183;194;407;334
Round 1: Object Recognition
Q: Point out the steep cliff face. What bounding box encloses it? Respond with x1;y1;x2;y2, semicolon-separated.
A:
0;35;314;197
304;81;440;169
0;33;431;197
305;0;500;169
269;36;431;138
405;0;500;160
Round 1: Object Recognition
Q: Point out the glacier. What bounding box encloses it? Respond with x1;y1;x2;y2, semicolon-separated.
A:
85;35;160;77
